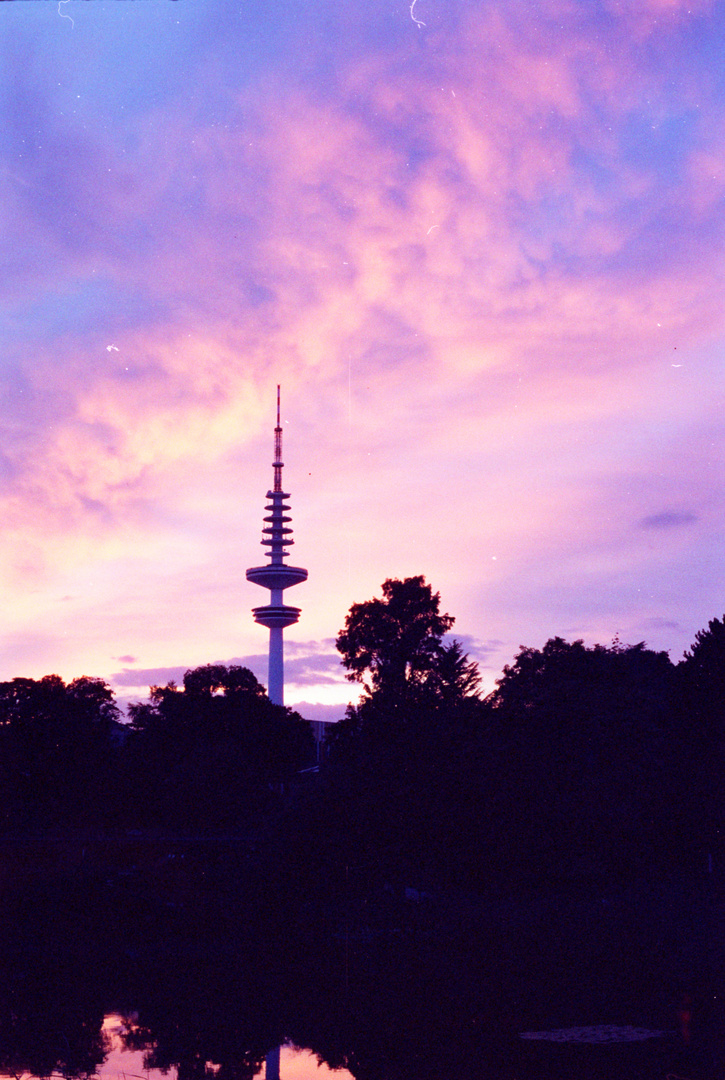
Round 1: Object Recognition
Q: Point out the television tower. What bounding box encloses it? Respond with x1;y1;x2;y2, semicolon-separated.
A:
246;386;307;706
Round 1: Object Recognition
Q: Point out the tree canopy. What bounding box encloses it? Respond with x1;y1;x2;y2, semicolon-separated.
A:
489;635;675;731
127;664;314;828
480;636;684;881
324;578;487;885
0;601;723;890
0;674;120;829
679;614;725;736
335;576;480;706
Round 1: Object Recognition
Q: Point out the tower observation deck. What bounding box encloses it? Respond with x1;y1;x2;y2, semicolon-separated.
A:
246;386;307;706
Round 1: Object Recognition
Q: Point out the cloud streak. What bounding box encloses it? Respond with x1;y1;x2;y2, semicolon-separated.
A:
640;511;698;530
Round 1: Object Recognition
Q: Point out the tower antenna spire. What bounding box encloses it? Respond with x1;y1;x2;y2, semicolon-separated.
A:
246;386;307;706
273;385;283;493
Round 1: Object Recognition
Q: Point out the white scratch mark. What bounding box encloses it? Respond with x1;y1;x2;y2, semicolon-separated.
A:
58;0;74;28
426;224;439;235
106;345;119;352
410;0;425;28
672;364;682;368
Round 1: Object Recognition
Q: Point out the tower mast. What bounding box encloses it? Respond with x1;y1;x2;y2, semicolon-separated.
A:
246;386;307;706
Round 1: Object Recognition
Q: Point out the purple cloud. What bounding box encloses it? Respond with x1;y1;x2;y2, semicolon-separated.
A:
639;511;698;530
110;644;347;694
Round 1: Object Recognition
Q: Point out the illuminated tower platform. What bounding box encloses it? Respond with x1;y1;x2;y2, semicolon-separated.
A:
246;386;307;706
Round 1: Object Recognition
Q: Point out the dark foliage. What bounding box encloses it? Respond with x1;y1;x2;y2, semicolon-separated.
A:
481;636;685;883
676;617;725;857
336;575;463;704
0;674;120;829
680;615;725;737
126;664;314;829
0;592;721;897
317;620;706;891
321;577;490;886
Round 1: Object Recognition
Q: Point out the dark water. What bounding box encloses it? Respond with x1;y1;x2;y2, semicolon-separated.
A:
1;836;722;1080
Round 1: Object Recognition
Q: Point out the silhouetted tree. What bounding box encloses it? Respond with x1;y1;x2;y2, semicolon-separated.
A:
483;637;682;881
127;664;314;829
0;674;120;829
314;579;490;886
489;635;675;730
677;616;725;863
427;637;482;703
679;615;725;736
336;576;481;707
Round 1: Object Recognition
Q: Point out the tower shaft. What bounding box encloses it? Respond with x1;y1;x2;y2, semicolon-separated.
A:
268;626;284;708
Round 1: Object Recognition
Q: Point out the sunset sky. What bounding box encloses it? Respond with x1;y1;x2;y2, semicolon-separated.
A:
1;0;724;718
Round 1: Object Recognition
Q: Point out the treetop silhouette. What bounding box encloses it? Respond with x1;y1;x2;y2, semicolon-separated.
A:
336;575;479;705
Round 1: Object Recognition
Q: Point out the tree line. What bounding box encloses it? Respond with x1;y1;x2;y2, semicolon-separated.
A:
1;575;723;891
0;665;314;833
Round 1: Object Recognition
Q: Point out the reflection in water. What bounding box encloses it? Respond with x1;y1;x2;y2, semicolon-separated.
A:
98;1018;352;1080
100;1015;156;1079
0;843;721;1080
262;1047;353;1080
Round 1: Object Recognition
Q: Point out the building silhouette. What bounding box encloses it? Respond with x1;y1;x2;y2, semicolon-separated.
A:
246;386;307;706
